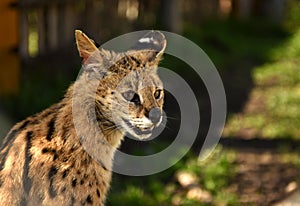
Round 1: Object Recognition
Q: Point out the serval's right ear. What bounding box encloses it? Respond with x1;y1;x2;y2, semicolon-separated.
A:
75;30;99;63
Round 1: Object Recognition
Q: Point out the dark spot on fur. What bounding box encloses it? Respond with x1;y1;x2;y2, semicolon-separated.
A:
102;95;105;98
48;166;58;198
77;170;81;175
89;182;93;187
83;158;90;165
131;56;141;67
70;196;75;206
120;57;127;65
101;180;107;187
19;120;31;130
62;157;68;162
32;119;40;124
42;148;50;153
53;153;58;160
70;146;78;153
0;120;31;171
39;195;44;202
72;178;77;187
99;70;107;79
61;123;69;143
96;189;100;197
23;131;33;194
99;160;108;171
96;100;105;107
46;116;56;141
62;169;69;178
41;148;59;161
0;133;18;168
80;179;85;185
20;197;27;206
61;187;66;193
86;195;93;204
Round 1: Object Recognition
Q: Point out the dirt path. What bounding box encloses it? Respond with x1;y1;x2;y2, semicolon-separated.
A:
221;139;300;205
235;148;298;205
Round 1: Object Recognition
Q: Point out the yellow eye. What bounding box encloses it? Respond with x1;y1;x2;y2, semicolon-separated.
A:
154;89;162;100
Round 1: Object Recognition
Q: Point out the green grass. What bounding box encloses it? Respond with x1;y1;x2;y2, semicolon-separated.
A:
224;28;300;139
107;146;237;206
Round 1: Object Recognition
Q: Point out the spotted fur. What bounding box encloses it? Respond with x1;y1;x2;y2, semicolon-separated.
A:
0;30;166;205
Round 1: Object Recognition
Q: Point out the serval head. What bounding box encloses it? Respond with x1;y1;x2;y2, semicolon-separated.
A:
75;30;166;140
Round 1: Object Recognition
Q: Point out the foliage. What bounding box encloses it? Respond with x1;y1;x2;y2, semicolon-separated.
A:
198;147;236;193
184;20;287;69
108;146;237;206
224;28;300;139
285;0;300;32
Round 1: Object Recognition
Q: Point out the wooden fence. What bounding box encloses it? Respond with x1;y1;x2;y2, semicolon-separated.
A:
0;0;288;95
18;0;80;58
16;0;288;59
0;0;19;95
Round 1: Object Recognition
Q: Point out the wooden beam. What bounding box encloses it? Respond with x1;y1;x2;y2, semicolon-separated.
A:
19;8;29;59
48;3;58;51
37;7;46;55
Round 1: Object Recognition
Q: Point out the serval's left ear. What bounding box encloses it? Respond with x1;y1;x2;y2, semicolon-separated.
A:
129;31;167;63
75;30;99;63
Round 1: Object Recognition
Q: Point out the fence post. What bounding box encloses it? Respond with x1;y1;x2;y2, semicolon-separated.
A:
0;0;20;95
19;8;29;59
64;2;76;46
37;6;46;55
48;3;58;51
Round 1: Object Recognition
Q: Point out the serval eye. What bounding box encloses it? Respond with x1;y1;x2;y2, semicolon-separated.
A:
122;90;140;104
154;89;162;100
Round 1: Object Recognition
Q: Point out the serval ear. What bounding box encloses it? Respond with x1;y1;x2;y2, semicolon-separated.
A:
75;30;109;79
129;31;167;64
75;30;99;63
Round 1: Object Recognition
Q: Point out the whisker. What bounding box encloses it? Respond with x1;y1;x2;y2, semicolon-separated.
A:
166;115;179;120
102;124;118;131
159;121;174;132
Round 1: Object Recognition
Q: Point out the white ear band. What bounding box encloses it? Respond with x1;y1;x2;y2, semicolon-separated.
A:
138;37;154;43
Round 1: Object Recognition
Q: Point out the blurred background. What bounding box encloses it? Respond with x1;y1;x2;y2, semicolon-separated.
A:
1;0;300;205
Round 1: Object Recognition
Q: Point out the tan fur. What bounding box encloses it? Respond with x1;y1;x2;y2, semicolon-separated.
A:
0;30;166;205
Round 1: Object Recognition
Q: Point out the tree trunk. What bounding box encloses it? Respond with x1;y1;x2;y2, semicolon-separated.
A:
48;3;58;51
161;0;182;34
